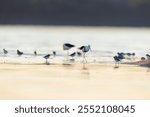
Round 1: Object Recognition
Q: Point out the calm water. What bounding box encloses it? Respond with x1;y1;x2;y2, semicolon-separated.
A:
0;25;150;64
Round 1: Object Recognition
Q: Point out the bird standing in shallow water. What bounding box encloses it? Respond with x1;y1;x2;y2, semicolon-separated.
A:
141;57;146;61
126;53;135;61
2;48;8;63
113;56;121;68
69;52;76;60
34;51;37;56
146;54;150;60
63;43;75;60
17;50;23;56
52;51;56;57
77;52;82;56
78;45;91;63
43;54;50;64
117;52;125;60
3;49;8;55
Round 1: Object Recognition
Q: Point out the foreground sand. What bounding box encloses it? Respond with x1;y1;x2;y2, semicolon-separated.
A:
0;63;150;99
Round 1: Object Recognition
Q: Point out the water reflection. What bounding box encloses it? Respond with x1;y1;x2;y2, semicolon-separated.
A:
146;67;150;72
61;63;90;79
80;69;90;79
82;64;87;70
81;64;90;79
62;63;75;70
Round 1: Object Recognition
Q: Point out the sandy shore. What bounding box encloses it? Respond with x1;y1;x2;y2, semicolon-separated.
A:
0;63;150;99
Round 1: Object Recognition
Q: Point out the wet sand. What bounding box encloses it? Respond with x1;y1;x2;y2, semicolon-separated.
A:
0;63;150;99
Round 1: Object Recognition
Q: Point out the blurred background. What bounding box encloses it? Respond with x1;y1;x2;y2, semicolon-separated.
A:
0;0;150;26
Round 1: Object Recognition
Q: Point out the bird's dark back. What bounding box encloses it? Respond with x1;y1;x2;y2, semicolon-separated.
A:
70;52;76;57
114;56;120;62
44;54;50;59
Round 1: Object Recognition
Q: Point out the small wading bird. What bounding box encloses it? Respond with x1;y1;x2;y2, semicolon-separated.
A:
34;51;37;56
126;53;135;56
141;57;146;61
113;56;121;68
117;52;125;60
78;45;91;63
126;53;135;61
43;54;50;64
69;52;76;60
52;51;56;57
63;43;75;60
146;54;150;60
17;50;23;56
3;48;8;55
77;51;82;56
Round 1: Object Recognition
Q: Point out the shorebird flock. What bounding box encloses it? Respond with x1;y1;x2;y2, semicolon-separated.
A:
113;52;135;68
1;44;150;67
113;52;150;68
0;43;92;65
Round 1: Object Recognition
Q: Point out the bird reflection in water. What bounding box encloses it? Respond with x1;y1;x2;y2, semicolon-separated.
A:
81;68;90;79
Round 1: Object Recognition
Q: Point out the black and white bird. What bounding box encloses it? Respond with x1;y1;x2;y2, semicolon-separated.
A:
69;52;76;59
113;56;121;68
77;52;82;56
63;43;75;60
3;48;8;55
78;45;91;63
63;43;75;50
117;52;125;60
146;54;150;60
43;54;50;64
17;50;23;56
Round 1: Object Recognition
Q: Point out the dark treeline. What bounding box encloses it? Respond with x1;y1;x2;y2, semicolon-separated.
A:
0;0;150;26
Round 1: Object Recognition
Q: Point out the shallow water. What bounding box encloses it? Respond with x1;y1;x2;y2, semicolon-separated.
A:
0;25;150;64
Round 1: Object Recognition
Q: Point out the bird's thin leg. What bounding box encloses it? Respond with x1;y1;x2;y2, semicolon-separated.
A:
67;50;69;61
82;53;87;69
83;53;85;63
84;57;87;63
83;53;87;63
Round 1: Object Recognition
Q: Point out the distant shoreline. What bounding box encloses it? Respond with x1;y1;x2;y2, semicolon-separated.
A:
0;22;150;27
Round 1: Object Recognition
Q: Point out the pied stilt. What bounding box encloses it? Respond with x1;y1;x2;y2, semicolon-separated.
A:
63;43;75;60
78;45;91;63
69;52;76;59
